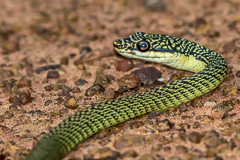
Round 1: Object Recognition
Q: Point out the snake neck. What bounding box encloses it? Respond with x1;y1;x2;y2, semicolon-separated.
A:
170;36;227;72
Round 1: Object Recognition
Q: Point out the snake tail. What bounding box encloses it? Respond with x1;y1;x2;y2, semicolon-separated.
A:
25;32;227;160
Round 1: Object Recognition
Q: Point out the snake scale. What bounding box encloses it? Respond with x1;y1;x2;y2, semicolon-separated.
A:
25;32;227;160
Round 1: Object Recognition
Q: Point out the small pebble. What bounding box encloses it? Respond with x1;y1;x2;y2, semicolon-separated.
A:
116;59;134;72
225;73;235;81
163;146;171;152
156;154;165;160
64;97;78;109
66;12;79;22
180;104;188;112
81;71;91;77
16;79;31;88
46;71;60;79
44;100;52;106
44;84;53;91
203;130;222;148
156;119;174;132
145;0;167;12
117;74;141;91
222;85;238;96
192;122;201;129
35;64;60;74
204;101;217;108
3;111;14;119
223;42;236;53
215;156;224;160
79;46;92;54
9;96;20;104
85;84;105;96
191;17;206;28
77;63;86;70
60;57;69;65
74;59;85;66
188;131;202;144
75;78;88;86
230;98;240;105
200;115;214;123
178;132;187;141
54;97;64;105
151;144;163;152
191;99;203;108
121;150;138;158
101;90;117;99
72;86;81;93
69;53;76;58
62;85;72;93
236;70;240;77
48;110;62;118
176;145;188;154
178;123;191;130
18;92;33;105
131;67;162;86
94;68;111;87
211;100;234;119
101;63;110;69
2;41;19;54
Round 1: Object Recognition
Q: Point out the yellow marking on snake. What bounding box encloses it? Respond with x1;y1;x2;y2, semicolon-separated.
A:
25;32;227;160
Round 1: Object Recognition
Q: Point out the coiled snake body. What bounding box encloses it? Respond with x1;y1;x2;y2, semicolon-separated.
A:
25;32;227;160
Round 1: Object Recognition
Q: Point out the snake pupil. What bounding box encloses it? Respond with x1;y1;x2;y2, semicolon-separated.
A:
137;40;150;52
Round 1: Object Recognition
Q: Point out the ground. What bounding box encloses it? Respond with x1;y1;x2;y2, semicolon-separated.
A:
0;0;240;160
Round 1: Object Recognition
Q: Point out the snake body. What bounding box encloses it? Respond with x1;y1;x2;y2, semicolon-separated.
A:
25;32;227;160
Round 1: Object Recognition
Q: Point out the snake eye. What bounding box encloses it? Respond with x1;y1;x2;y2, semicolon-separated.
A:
137;40;150;52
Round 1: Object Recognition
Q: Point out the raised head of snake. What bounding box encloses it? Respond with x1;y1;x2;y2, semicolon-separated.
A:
25;32;227;160
114;32;209;73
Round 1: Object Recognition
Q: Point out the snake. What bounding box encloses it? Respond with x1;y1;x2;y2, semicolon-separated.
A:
25;32;227;160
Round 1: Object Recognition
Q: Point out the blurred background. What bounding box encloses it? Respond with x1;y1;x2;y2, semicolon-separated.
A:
0;0;240;160
1;0;239;54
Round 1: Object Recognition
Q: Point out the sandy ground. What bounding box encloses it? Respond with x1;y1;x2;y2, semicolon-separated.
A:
0;0;240;160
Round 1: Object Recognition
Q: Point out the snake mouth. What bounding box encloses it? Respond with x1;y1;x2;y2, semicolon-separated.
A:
113;39;137;56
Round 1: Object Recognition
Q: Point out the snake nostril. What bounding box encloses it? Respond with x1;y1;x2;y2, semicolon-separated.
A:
113;39;123;48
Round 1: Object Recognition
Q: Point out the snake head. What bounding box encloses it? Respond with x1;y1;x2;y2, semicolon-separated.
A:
113;32;174;61
113;32;152;57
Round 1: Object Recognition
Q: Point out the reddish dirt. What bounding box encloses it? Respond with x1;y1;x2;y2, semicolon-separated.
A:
0;0;240;160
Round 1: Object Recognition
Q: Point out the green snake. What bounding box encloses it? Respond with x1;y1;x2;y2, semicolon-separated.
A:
25;32;227;160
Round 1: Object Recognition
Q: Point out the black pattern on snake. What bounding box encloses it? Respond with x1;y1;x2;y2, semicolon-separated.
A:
25;32;227;160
